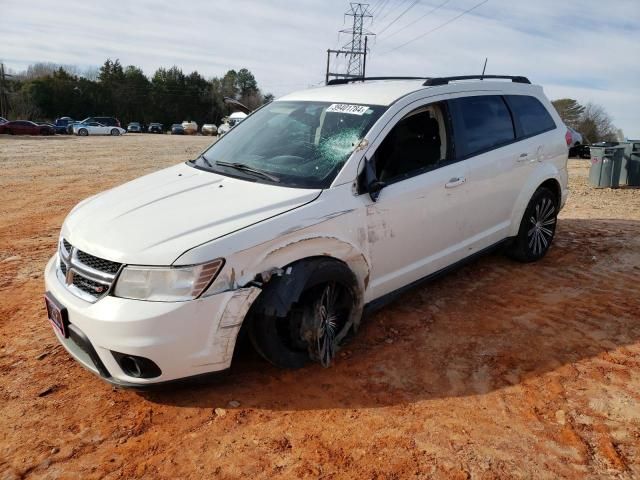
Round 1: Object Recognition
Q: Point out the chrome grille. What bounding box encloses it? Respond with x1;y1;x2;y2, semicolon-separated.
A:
57;239;122;302
76;250;121;274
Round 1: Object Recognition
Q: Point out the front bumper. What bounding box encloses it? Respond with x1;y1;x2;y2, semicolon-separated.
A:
44;256;259;386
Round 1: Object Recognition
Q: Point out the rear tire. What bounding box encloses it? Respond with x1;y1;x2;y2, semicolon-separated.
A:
78;129;88;136
248;259;358;369
506;187;558;262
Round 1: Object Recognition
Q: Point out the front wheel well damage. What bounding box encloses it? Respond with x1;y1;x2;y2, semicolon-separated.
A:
250;256;358;318
245;256;364;368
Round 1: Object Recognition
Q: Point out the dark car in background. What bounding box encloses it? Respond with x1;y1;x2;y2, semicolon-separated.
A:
127;122;142;133
170;123;184;135
0;117;7;124
0;120;55;135
36;122;57;135
54;117;74;134
148;122;163;134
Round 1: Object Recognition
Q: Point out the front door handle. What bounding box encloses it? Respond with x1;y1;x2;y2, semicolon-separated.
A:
445;176;466;188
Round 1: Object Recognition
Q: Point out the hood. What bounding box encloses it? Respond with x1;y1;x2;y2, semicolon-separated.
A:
62;163;321;265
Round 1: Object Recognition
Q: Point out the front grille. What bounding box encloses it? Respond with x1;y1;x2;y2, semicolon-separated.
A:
57;239;122;302
76;250;121;274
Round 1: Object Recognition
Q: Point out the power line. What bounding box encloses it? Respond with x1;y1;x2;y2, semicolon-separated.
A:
377;0;489;55
376;0;405;23
369;0;386;14
380;0;452;40
376;0;422;35
371;0;390;17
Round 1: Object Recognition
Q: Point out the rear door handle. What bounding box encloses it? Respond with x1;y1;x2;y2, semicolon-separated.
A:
445;176;466;188
517;153;529;162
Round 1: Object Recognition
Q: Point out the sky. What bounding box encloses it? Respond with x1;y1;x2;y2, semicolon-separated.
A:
1;0;639;136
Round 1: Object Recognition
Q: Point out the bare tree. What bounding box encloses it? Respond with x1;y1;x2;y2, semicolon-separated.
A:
8;90;40;119
577;103;617;143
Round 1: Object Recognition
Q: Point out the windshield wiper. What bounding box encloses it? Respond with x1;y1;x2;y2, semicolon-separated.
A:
215;161;280;182
196;154;214;168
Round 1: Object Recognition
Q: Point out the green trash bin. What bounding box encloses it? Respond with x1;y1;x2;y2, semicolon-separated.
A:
618;141;640;186
627;152;640;186
589;146;625;188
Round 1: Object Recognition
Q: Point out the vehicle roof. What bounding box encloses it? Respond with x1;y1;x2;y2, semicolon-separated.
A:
279;79;543;106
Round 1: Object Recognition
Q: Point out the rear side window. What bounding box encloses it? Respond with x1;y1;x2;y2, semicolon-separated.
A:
506;95;556;137
449;95;515;158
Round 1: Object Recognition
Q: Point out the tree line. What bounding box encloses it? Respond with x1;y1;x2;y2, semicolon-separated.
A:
3;59;274;127
551;98;622;143
3;61;623;143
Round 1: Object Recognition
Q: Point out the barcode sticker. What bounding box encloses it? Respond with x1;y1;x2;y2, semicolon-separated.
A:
326;104;370;115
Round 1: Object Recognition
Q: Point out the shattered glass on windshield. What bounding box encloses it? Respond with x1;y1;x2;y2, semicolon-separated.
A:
192;101;386;189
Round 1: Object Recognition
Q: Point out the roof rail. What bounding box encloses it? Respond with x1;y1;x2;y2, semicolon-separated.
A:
327;76;429;86
423;75;531;86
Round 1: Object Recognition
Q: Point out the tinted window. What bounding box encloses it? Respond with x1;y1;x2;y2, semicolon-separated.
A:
375;103;448;182
507;95;556;137
450;95;515;157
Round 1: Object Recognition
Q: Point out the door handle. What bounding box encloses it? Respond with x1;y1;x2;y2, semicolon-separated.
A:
517;153;529;162
445;176;466;188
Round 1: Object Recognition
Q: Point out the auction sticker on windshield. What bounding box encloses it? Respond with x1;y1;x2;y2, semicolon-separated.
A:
326;104;370;115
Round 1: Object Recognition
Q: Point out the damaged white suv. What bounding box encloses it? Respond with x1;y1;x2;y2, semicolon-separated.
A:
44;75;569;386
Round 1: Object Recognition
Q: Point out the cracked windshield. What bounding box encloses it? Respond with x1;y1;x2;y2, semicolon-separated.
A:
194;101;386;188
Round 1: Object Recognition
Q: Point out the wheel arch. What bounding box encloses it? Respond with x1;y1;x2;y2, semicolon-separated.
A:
508;169;563;237
221;235;370;332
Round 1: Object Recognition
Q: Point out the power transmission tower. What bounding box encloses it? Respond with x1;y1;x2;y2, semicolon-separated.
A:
325;3;375;84
0;63;12;118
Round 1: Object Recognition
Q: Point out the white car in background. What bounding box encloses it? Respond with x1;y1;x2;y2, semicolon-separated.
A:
74;122;126;136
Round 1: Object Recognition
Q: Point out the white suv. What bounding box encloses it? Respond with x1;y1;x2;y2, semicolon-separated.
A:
44;75;569;386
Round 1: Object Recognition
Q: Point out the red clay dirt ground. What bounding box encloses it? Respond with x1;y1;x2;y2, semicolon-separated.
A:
1;135;639;479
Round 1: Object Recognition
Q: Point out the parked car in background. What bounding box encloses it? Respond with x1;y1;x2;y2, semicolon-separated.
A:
74;122;126;136
181;121;198;135
36;122;57;135
171;124;184;135
83;116;121;127
54;117;74;134
567;127;584;157
567;127;583;146
1;120;55;135
201;124;218;136
66;121;82;134
218;111;247;137
127;122;142;133
148;123;163;134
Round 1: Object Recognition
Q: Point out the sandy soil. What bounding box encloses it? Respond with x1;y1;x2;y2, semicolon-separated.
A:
1;134;639;479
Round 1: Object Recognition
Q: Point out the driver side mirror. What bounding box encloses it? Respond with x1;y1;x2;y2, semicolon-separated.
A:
358;155;385;202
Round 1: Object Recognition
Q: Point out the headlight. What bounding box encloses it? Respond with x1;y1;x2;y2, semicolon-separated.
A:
114;259;224;302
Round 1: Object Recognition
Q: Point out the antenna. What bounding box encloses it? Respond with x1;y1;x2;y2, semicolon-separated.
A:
481;57;488;79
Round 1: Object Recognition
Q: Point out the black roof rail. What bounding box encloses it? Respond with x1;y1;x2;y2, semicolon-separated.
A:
423;75;531;86
327;76;429;86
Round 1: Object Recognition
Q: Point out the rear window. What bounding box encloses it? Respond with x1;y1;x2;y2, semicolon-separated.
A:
506;95;556;137
449;95;515;158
